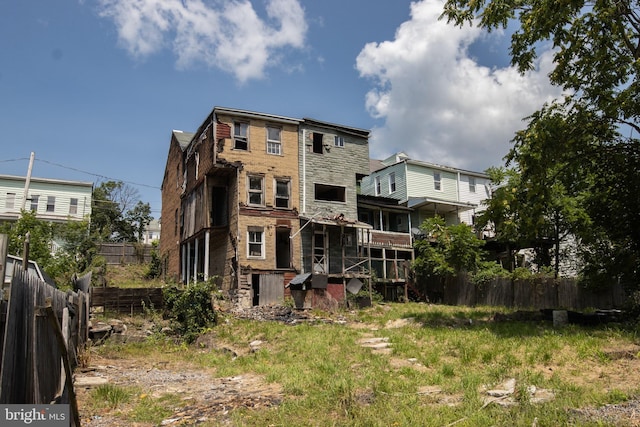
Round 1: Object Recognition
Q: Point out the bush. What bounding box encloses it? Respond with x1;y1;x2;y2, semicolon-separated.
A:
163;279;218;343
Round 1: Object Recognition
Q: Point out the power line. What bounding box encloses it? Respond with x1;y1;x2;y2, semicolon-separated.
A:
35;158;161;190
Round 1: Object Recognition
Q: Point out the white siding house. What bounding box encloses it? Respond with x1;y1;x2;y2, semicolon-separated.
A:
0;174;93;223
362;153;491;230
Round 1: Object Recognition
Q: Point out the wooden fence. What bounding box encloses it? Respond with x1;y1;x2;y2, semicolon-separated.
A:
91;287;163;314
428;276;626;310
0;267;90;426
97;242;153;265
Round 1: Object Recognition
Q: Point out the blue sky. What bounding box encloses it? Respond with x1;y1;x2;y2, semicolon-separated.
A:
0;0;562;219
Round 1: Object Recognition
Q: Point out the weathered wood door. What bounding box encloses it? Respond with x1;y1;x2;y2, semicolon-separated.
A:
257;273;284;306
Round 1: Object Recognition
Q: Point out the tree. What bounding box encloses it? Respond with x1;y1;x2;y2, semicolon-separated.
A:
0;210;54;267
442;0;640;287
90;181;152;242
413;217;486;280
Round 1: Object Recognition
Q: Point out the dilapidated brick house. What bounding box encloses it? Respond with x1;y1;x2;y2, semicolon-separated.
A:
160;107;302;307
160;108;379;308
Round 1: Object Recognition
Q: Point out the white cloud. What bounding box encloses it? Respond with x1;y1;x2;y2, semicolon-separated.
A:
97;0;307;82
356;0;563;172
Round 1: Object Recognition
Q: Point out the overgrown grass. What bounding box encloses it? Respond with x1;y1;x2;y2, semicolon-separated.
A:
88;303;640;426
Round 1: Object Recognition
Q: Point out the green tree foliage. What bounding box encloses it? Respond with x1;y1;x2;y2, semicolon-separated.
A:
0;211;92;287
91;181;152;242
163;280;218;343
413;217;486;280
0;210;54;267
442;0;640;287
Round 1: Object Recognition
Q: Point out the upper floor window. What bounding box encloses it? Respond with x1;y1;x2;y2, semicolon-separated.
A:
275;178;290;209
30;195;39;212
434;172;442;191
69;198;78;215
234;122;249;150
266;126;282;155
5;192;15;209
375;176;381;196
469;177;476;193
334;136;344;148
46;196;55;213
312;132;324;154
248;175;264;206
315;183;346;202
247;227;264;258
389;172;396;193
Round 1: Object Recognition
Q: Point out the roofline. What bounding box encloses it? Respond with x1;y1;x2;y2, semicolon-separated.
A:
0;174;94;187
374;155;488;178
213;106;301;125
406;159;488;178
302;117;370;138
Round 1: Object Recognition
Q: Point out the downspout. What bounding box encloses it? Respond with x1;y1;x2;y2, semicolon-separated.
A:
302;129;307;215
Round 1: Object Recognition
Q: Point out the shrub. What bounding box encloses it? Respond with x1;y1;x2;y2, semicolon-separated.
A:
163;279;218;343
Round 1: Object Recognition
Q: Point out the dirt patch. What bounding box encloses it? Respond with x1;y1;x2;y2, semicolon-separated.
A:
76;355;283;426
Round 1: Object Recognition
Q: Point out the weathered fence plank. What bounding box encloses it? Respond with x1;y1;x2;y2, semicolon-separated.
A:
91;287;163;313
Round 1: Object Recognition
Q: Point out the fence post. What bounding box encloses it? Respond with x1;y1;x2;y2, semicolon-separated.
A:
44;299;81;427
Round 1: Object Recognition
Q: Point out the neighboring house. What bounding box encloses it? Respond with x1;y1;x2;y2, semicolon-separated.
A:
361;153;491;233
159;130;193;283
293;118;372;308
0;174;93;223
142;219;161;244
162;107;303;307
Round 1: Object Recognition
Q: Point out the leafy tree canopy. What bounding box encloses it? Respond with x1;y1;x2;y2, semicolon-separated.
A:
442;0;640;287
90;181;152;242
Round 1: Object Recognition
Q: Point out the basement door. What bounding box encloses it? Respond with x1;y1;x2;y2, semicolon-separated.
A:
252;273;284;306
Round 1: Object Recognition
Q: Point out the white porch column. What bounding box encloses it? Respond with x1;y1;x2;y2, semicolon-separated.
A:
204;231;210;281
181;244;186;284
194;237;199;283
186;243;191;285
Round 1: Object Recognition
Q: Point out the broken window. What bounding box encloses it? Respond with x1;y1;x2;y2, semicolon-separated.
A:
314;183;346;202
248;175;264;206
275;179;290;209
312;132;324;154
234;122;249;150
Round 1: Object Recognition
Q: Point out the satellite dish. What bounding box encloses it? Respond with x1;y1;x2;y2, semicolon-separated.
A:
411;227;421;235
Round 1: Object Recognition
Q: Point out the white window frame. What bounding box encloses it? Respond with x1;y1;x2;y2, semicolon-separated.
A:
247;175;264;206
275;178;290;209
375;176;381;196
434;172;442;191
6;192;15;209
469;176;476;193
46;196;55;213
247;228;265;258
334;135;344;148
30;195;39;212
69;198;78;215
389;172;396;193
234;122;249;150
266;126;282;155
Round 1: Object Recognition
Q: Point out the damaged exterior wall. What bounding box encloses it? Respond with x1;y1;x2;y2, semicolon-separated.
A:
178;108;302;307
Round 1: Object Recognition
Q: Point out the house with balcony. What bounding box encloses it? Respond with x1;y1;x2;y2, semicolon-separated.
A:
362;152;491;232
160;107;302;307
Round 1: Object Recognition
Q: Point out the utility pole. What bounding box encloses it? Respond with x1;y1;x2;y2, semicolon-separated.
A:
20;151;35;211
